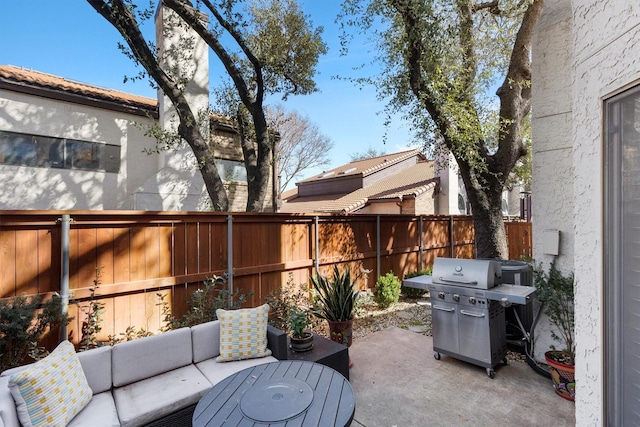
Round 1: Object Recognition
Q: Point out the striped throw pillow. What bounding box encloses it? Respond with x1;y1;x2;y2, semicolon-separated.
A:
216;304;272;362
9;340;92;427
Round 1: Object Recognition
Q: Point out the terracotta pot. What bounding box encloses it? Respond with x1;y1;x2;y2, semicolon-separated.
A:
327;319;353;347
290;331;314;352
545;350;575;402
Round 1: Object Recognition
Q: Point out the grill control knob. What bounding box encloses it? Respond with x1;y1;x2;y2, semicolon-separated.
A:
453;294;460;302
469;296;476;304
438;292;445;299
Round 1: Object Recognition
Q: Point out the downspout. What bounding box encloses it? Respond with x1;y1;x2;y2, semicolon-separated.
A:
58;214;72;342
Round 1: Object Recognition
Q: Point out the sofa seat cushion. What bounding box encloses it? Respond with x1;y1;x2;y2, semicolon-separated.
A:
113;364;210;427
67;392;119;427
195;357;278;386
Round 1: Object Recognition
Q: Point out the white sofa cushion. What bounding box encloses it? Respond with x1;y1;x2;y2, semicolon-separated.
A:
0;376;19;427
67;392;119;427
77;346;112;394
111;327;192;387
8;341;92;427
191;320;221;363
113;364;210;427
195;356;278;386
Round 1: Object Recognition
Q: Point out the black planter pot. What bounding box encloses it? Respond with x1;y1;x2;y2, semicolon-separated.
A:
290;331;314;352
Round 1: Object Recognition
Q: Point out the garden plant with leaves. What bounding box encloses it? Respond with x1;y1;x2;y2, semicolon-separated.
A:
310;266;360;322
533;260;575;364
0;294;72;371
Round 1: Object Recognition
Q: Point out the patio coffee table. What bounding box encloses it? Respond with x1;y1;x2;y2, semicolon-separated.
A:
192;361;355;427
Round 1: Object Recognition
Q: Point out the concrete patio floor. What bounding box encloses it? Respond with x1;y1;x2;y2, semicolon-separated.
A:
348;327;575;426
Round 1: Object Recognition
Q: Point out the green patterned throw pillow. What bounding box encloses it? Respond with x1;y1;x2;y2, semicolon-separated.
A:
216;303;272;362
9;340;92;427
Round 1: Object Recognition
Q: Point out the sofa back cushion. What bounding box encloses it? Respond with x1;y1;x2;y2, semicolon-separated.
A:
191;320;221;363
77;346;112;394
111;327;192;387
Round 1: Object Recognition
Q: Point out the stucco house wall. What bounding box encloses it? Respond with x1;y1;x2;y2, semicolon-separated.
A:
0;88;159;210
533;1;640;424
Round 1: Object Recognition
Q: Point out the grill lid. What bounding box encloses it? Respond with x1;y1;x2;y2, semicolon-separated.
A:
432;257;502;289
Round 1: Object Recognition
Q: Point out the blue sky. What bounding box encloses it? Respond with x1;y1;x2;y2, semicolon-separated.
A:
0;1;417;182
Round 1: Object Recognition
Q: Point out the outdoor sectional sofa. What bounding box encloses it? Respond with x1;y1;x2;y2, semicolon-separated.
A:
0;318;288;427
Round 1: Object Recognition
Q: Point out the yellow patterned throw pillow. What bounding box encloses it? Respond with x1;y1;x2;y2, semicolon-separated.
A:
9;340;92;427
216;303;272;362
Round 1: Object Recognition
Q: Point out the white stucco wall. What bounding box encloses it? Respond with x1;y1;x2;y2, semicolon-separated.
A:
533;1;640;424
0;89;159;210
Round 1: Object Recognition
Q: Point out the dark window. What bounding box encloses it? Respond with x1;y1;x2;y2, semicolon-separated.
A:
0;130;120;173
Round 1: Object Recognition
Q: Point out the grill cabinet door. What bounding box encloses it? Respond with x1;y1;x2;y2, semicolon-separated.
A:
458;307;491;363
432;301;459;354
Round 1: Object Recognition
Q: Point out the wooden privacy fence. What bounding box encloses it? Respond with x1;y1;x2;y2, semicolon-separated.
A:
0;211;531;343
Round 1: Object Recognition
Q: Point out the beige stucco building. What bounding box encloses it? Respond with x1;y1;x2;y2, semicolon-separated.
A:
532;1;640;424
0;4;272;212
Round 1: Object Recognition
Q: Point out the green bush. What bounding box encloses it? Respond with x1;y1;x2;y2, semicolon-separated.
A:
159;275;252;330
0;294;72;371
265;274;318;333
374;271;401;309
403;268;432;299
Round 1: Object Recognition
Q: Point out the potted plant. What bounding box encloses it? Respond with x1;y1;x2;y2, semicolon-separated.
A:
533;260;575;401
310;265;359;348
288;307;313;352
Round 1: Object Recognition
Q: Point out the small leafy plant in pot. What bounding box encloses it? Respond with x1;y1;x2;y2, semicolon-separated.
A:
288;307;313;352
534;260;575;401
310;265;360;348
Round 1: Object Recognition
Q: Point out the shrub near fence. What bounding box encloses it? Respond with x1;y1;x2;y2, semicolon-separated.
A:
0;211;530;345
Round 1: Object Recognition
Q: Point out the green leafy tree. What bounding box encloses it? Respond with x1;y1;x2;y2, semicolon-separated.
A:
339;0;543;258
88;0;327;211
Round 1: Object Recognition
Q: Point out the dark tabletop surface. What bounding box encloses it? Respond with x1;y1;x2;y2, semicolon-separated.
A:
193;360;355;427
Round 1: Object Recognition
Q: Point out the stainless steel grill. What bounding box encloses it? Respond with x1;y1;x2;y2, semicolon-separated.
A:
403;257;537;378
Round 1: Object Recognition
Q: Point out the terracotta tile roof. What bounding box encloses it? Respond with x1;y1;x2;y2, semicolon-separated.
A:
280;160;438;213
0;65;157;113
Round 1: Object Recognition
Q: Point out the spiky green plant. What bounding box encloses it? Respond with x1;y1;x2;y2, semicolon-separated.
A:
310;266;359;322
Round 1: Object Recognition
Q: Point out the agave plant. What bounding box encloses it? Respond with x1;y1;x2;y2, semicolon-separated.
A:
310;266;359;322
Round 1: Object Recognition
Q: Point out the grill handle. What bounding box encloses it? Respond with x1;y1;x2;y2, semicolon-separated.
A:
433;305;455;313
460;310;485;318
437;276;478;286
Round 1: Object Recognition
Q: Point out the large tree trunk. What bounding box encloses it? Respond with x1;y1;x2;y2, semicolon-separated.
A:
458;159;508;259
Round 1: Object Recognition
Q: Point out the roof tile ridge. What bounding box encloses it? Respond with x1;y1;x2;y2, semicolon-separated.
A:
359;149;421;176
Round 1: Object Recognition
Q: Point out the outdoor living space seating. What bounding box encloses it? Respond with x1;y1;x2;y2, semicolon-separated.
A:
0;315;288;427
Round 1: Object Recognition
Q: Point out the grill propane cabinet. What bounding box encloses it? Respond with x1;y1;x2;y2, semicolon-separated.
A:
403;257;537;378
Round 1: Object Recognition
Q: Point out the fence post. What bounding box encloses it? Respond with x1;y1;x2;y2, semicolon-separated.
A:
314;216;319;277
449;216;455;257
227;214;233;308
376;216;381;280
58;214;72;342
419;216;424;271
